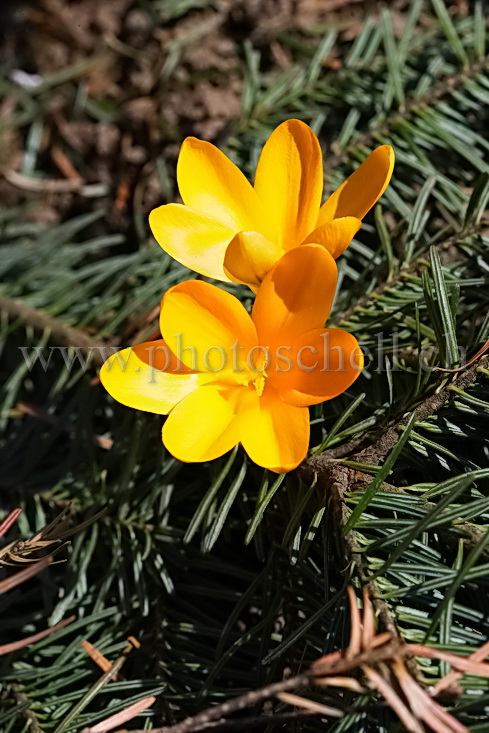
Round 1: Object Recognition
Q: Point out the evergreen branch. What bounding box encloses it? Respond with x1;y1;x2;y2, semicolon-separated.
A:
117;674;311;733
349;471;489;555
327;53;489;169
315;461;417;689
307;353;489;468
9;684;42;733
301;355;489;672
126;588;489;733
301;356;489;625
356;356;489;467
0;296;110;367
330;221;483;329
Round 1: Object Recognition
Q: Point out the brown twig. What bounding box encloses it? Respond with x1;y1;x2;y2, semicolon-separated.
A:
301;352;489;674
9;685;42;733
307;352;489;472
135;674;311;733
0;295;110;367
4;170;104;197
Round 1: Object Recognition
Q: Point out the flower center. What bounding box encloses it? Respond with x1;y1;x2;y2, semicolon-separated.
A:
247;346;269;397
250;372;267;396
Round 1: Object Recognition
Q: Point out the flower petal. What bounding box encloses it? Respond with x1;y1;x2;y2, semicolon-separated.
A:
149;203;235;281
269;328;364;407
160;280;258;372
177;137;267;234
317;145;395;224
240;384;309;472
223;230;285;289
163;383;258;463
100;340;201;415
254;119;323;248
302;216;362;259
252;244;337;348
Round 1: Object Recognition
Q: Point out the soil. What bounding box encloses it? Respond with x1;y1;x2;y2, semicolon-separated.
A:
0;0;468;236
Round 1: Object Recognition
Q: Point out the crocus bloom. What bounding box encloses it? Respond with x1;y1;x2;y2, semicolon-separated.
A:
149;119;394;290
100;246;363;473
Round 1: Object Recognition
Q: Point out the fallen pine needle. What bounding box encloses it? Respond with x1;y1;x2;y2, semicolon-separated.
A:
81;695;156;733
0;615;75;655
276;692;343;718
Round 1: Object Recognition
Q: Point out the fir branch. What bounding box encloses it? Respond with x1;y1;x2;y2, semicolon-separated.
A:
330;221;484;329
0;296;110;367
301;355;489;675
126;588;489;733
9;684;42;733
307;353;489;468
130;674;311;733
328;53;489;169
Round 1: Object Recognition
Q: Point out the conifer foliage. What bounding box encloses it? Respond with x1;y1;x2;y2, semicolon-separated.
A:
0;1;488;730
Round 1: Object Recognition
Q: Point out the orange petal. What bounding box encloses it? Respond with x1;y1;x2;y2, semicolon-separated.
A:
302;216;362;259
317;145;395;224
177;137;268;234
163;383;258;463
252;245;337;348
223;230;285;288
240;384;309;472
254;119;323;248
149;203;235;281
160;280;258;372
100;340;202;415
269;328;364;407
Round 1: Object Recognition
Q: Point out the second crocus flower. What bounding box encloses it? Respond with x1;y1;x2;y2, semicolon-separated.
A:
149;119;394;290
100;246;363;472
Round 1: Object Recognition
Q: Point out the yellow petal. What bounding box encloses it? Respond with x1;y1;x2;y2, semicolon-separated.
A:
269;328;364;407
223;230;285;289
100;340;201;415
177;137;267;234
318;145;395;224
252;244;337;349
149;203;235;281
160;280;258;372
163;383;258;463
302;216;362;259
254;119;323;248
240;384;309;472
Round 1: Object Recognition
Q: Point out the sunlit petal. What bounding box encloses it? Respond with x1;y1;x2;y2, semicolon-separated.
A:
100;340;202;415
269;328;364;407
254;119;323;247
240;384;309;472
177;137;268;234
302;216;362;259
149;204;234;281
160;280;258;372
223;230;285;288
163;383;258;463
252;245;337;348
318;145;395;224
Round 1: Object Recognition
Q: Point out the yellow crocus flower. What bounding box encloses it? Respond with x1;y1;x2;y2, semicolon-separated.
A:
100;245;363;473
149;119;394;290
